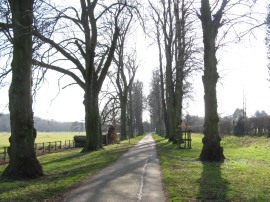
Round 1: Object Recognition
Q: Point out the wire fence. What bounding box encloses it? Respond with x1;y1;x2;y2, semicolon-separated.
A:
0;140;75;165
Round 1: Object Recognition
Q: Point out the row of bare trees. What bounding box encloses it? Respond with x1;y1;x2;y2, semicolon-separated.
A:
101;78;145;140
148;0;263;162
219;110;270;137
0;0;144;178
148;0;198;143
186;110;270;137
0;0;265;179
147;0;226;161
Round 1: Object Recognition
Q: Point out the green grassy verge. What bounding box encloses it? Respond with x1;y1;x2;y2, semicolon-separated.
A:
0;135;143;201
153;133;270;202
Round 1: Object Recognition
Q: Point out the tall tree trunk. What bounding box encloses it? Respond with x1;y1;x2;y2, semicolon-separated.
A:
2;0;43;178
138;117;144;136
174;0;185;144
164;1;176;142
81;2;119;152
120;97;127;140
83;89;102;151
128;87;134;138
199;0;225;162
139;90;144;136
133;81;144;136
166;58;175;142
157;23;168;138
156;92;164;135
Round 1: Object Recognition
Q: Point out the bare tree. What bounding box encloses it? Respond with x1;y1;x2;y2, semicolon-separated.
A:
149;0;176;140
197;0;227;162
127;82;135;137
0;0;14;87
0;0;55;91
148;7;168;138
113;12;138;140
100;91;120;135
132;80;144;136
148;0;199;142
197;0;261;161
30;0;140;151
114;51;138;140
107;49;137;140
148;69;165;135
2;0;43;178
174;0;200;144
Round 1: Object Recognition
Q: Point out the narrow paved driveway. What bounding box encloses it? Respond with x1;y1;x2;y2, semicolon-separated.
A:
64;133;166;202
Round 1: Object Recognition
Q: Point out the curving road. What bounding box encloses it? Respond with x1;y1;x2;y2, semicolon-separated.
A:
63;133;166;202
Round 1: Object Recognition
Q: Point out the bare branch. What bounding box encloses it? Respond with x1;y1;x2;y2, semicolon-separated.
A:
0;69;11;80
0;22;12;31
32;59;85;89
96;21;120;92
33;29;86;79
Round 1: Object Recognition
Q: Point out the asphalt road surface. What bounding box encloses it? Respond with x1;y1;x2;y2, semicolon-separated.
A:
64;133;166;202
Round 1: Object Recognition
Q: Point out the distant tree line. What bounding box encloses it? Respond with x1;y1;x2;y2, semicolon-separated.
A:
186;110;270;138
0;114;85;132
101;79;145;138
220;110;270;137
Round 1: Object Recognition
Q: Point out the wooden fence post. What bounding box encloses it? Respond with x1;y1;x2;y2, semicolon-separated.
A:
0;139;78;165
188;130;192;149
49;142;51;152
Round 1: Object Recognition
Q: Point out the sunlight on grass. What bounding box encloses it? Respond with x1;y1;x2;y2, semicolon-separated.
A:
0;132;80;148
153;133;270;201
0;135;143;201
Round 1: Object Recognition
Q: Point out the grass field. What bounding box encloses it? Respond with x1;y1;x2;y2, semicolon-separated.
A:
0;132;81;153
0;132;83;148
153;133;270;201
0;135;143;201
